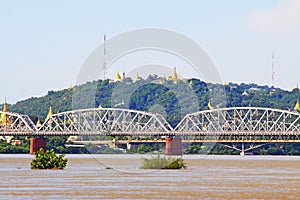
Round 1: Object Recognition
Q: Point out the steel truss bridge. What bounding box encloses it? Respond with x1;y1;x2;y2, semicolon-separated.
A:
1;107;300;152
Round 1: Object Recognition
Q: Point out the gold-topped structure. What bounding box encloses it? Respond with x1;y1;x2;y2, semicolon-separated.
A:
2;99;7;112
0;99;7;126
135;72;140;81
207;100;212;109
294;100;300;111
36;117;41;127
224;82;228;87
45;105;53;121
114;71;121;82
169;67;179;82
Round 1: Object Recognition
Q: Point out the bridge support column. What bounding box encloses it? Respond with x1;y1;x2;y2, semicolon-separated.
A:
165;137;182;155
30;138;46;154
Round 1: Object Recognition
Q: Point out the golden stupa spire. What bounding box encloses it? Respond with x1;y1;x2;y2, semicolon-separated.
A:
45;104;53;121
1;98;10;126
294;100;300;111
170;67;179;82
296;84;299;91
207;100;212;109
114;71;121;82
3;98;7;112
189;79;193;85
36;117;41;127
69;84;73;90
224;82;228;87
135;72;140;81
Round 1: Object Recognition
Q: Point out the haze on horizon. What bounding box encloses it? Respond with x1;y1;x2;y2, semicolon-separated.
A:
1;0;300;104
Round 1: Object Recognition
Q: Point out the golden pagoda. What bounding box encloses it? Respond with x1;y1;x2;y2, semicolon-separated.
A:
2;99;7;112
135;72;140;81
0;99;12;126
45;105;53;121
294;100;300;111
114;71;121;82
36;117;41;127
296;84;299;91
169;67;179;82
223;82;228;87
69;84;73;91
189;79;193;85
207;100;212;109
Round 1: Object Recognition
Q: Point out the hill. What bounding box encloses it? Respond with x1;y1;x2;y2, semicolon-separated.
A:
6;76;300;127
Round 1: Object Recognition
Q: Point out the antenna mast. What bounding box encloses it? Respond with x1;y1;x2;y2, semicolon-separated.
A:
103;34;107;80
271;52;275;88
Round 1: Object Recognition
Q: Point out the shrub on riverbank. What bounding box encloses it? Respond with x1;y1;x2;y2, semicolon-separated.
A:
31;148;68;169
140;155;187;169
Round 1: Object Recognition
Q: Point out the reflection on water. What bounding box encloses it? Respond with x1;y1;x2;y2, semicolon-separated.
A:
1;154;300;199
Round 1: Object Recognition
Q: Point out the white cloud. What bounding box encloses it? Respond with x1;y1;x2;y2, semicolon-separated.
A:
249;0;300;35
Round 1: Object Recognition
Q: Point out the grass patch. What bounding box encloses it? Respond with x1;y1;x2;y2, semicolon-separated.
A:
140;155;187;169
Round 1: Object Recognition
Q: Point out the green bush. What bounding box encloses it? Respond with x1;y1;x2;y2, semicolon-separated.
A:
140;155;187;169
31;148;68;169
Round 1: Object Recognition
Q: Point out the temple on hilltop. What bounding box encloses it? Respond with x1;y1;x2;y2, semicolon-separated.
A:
114;71;121;82
135;72;140;82
168;67;179;82
109;67;180;84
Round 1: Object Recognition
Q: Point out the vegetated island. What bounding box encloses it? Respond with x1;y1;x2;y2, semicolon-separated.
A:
140;155;187;169
31;148;68;170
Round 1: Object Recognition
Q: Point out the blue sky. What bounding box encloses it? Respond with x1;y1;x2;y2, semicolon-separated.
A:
1;0;300;103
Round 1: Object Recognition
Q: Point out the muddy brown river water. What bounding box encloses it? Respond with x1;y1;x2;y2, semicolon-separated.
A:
0;154;300;199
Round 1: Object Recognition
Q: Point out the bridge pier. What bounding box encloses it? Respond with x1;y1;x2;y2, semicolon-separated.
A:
165;137;182;155
30;137;46;154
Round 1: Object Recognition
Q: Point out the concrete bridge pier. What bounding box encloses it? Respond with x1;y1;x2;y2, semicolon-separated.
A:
165;137;182;155
30;137;46;154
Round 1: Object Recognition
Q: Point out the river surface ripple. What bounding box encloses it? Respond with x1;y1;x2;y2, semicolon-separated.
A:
0;154;300;199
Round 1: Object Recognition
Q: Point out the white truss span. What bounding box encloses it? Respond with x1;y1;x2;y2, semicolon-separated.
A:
0;111;37;135
1;107;300;142
37;108;173;136
175;107;300;141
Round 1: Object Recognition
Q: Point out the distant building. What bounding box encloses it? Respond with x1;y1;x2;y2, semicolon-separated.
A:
114;71;122;82
11;140;22;146
169;67;179;82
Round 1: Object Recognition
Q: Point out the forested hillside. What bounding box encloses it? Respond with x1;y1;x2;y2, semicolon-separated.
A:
5;76;300;127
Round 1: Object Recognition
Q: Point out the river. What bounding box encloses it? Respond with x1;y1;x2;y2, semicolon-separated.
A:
0;154;300;199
